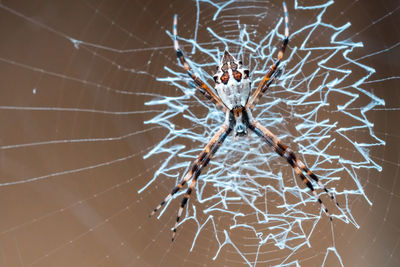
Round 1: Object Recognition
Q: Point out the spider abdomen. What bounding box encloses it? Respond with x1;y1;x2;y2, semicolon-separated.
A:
215;77;251;110
213;51;251;110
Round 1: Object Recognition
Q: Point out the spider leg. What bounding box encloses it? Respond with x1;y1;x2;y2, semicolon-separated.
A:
249;120;339;219
246;2;289;110
149;123;231;218
171;123;233;241
173;15;227;112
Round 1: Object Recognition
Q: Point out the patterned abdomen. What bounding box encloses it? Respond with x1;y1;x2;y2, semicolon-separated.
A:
215;74;251;109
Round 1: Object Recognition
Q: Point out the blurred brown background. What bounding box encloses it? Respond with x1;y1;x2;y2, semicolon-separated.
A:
0;0;399;266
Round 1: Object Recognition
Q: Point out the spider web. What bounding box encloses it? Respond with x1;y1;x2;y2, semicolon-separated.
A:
139;0;385;264
0;0;398;266
139;0;393;265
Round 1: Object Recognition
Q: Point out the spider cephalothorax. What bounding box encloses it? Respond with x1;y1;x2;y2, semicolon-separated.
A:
150;2;339;242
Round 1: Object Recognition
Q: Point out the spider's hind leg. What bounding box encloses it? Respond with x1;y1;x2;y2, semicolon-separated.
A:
296;161;340;207
149;174;190;218
148;127;224;218
149;122;232;242
171;123;232;241
249;120;339;219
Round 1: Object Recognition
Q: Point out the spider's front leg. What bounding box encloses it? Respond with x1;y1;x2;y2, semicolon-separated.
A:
173;15;227;112
249;120;339;219
246;2;289;110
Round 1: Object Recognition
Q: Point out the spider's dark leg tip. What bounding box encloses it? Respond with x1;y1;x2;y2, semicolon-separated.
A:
171;228;177;242
176;50;183;58
329;217;333;221
283;38;289;45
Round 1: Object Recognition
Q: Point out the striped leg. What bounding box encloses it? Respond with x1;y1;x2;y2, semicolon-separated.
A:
149;124;231;217
173;15;227;112
148;148;217;218
246;2;289;110
171;124;233;241
296;161;340;207
249;120;338;219
148;160;198;218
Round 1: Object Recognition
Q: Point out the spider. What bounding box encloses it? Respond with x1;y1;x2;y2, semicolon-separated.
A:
150;2;339;242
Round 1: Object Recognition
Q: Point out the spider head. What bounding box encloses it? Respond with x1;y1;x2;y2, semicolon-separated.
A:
213;51;251;109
